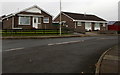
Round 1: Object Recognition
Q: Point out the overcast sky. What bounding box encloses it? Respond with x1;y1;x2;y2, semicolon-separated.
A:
0;0;119;21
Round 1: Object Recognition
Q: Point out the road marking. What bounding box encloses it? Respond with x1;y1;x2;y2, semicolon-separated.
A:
48;40;84;46
99;38;115;40
4;47;24;52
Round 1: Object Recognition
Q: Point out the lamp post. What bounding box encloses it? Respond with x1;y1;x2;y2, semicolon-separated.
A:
59;0;62;36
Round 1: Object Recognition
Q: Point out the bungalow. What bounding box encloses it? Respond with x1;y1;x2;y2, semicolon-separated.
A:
54;12;107;33
2;5;56;30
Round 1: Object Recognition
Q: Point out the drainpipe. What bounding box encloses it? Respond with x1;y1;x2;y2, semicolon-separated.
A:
12;16;14;29
75;21;77;29
106;23;108;31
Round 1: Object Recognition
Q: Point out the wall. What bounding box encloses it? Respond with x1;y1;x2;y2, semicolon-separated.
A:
14;15;33;29
16;10;54;29
2;17;12;29
74;22;85;33
54;13;85;33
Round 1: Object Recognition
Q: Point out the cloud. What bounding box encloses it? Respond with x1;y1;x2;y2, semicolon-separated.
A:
0;0;119;21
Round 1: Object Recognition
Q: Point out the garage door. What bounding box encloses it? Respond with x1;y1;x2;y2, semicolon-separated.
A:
94;23;100;30
85;22;92;31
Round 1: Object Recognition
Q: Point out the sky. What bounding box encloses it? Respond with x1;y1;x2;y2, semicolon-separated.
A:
0;0;119;21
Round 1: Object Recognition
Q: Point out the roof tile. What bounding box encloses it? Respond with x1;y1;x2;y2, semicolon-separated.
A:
63;12;106;21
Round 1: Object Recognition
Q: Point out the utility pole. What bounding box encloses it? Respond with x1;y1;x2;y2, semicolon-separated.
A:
118;1;120;21
59;0;62;36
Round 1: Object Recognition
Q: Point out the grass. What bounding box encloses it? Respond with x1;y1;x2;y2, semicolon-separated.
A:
2;33;71;36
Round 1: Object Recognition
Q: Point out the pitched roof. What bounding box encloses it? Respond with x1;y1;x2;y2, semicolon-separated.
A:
18;5;53;16
62;12;106;21
2;5;52;20
0;15;6;21
113;21;120;25
107;21;120;25
107;21;116;25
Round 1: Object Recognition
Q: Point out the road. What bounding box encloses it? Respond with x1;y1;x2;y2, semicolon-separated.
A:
2;36;118;73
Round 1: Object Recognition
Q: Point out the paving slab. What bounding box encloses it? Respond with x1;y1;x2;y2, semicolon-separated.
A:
99;46;119;74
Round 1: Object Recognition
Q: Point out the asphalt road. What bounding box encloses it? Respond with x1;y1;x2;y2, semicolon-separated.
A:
2;36;118;73
2;37;98;51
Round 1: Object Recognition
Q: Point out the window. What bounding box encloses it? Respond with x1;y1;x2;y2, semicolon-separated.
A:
19;16;30;25
43;17;49;23
77;22;82;26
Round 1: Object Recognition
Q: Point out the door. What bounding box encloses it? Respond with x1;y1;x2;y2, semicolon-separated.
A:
33;17;38;29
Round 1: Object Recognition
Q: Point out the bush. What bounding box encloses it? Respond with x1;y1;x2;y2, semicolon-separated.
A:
2;29;69;36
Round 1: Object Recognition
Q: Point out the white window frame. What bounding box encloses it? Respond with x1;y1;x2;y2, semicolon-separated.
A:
77;22;82;26
19;16;31;25
43;17;49;23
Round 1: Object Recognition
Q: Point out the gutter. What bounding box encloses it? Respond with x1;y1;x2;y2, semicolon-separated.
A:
73;20;107;23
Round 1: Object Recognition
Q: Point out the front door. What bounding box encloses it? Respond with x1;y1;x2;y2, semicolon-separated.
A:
33;17;38;29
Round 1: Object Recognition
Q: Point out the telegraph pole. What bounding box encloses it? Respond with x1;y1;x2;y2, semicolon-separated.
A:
118;1;120;20
59;0;62;36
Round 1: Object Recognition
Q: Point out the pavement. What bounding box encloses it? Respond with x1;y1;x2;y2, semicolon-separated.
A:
1;35;89;39
95;45;119;75
2;36;118;73
86;32;99;36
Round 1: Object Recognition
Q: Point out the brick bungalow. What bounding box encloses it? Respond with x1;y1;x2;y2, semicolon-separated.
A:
54;12;107;33
2;5;56;30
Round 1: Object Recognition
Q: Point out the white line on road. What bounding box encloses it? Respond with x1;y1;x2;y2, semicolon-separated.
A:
98;38;115;40
48;40;84;46
4;47;24;52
